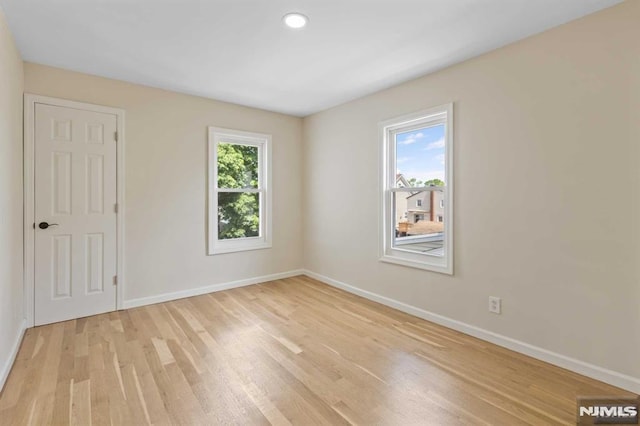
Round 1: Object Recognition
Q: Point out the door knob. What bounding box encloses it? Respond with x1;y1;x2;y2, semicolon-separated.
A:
38;222;59;229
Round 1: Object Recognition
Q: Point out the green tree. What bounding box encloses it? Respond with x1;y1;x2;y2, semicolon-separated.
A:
424;178;445;187
408;178;424;187
217;143;260;239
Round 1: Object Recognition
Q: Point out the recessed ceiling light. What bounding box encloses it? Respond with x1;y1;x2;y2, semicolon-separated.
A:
283;13;308;29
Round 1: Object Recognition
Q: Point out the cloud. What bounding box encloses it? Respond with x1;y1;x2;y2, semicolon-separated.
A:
398;131;425;145
435;154;445;165
399;137;416;145
396;157;411;164
425;137;445;150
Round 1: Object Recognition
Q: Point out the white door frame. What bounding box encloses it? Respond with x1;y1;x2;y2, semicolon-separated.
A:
24;94;126;327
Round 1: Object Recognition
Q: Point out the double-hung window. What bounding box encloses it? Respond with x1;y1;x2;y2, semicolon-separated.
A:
208;127;272;254
380;104;453;274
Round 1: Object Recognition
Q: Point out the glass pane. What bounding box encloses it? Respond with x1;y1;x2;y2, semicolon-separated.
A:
217;192;260;239
217;143;259;189
393;190;444;256
394;123;446;189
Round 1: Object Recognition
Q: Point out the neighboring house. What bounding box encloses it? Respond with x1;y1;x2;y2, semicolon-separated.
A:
395;179;445;237
395;174;410;225
406;189;444;223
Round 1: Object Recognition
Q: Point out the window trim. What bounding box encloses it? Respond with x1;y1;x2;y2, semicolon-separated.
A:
207;127;272;255
379;103;454;274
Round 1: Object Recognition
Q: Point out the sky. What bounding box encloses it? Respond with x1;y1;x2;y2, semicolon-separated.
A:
396;123;445;185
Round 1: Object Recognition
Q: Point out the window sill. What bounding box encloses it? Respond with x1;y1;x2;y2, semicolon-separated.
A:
209;242;272;255
379;255;453;275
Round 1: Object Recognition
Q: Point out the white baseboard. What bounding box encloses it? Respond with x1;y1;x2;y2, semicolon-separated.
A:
122;269;305;309
302;269;640;395
0;319;27;392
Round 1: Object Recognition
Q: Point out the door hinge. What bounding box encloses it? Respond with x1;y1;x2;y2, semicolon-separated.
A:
114;203;118;213
113;275;118;286
114;131;118;142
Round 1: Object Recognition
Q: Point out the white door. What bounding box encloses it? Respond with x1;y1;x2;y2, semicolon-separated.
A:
34;103;118;326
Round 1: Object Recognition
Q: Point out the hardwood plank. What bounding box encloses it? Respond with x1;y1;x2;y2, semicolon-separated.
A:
1;276;636;425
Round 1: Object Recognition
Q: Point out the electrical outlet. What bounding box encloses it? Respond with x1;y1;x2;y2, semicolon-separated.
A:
489;296;501;314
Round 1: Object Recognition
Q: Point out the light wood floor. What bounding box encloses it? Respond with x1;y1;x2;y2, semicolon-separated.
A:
0;276;635;425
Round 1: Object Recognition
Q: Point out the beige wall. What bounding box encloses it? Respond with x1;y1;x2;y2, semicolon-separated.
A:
0;7;24;383
24;63;304;302
303;0;640;381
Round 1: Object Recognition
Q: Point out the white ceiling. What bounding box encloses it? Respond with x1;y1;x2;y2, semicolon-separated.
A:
0;0;622;116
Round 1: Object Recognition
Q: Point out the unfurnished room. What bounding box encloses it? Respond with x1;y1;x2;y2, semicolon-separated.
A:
0;0;639;425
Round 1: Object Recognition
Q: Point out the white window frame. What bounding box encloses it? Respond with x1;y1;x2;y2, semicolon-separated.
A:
416;199;423;207
208;127;272;255
380;103;454;274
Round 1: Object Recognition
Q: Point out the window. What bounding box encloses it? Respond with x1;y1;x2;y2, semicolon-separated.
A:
208;127;272;254
416;199;422;207
380;104;453;274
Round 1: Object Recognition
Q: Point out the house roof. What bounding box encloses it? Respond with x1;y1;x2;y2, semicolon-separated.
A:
395;174;410;188
406;189;441;199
